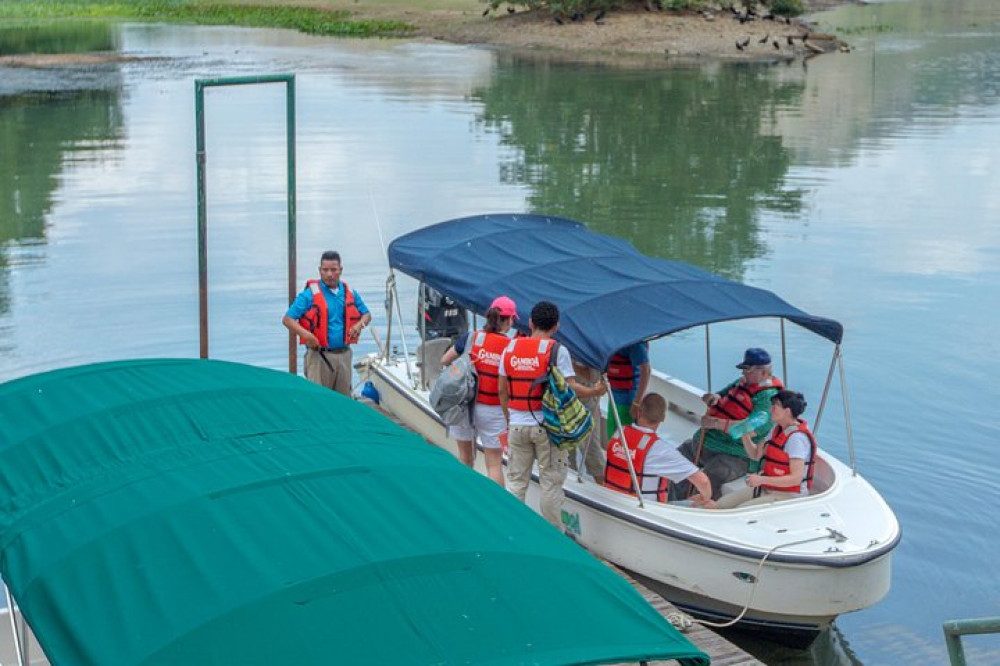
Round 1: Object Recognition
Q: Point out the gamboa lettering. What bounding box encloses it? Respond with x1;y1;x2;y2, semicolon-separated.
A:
611;441;638;460
475;348;502;366
509;355;541;371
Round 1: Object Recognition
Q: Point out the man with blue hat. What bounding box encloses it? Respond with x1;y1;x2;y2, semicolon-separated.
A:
669;347;783;501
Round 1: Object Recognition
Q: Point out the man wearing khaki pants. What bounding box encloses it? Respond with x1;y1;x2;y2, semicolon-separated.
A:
282;250;371;395
498;301;605;529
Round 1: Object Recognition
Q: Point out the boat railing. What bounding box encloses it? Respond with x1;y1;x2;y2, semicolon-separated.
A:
942;616;1000;666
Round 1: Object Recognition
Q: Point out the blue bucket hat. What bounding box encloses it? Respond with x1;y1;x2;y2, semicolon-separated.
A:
736;347;771;369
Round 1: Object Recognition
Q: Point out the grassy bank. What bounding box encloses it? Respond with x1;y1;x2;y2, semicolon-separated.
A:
0;0;416;38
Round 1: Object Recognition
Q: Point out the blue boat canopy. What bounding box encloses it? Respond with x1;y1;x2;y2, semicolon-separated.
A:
388;214;844;371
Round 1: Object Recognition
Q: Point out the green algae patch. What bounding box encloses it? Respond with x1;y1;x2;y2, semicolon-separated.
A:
0;1;415;38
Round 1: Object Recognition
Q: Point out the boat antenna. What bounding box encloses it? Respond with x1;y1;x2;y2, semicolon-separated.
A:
369;185;390;260
369;188;414;384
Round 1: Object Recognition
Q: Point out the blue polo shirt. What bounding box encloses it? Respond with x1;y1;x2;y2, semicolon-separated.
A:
610;342;649;405
286;281;369;350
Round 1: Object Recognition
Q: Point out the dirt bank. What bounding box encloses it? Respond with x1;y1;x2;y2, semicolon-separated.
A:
0;0;855;67
345;0;854;63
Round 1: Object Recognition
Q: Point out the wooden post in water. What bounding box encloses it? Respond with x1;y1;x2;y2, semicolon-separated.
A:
194;74;297;370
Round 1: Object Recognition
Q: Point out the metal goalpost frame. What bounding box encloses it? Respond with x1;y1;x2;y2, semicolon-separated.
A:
195;74;297;372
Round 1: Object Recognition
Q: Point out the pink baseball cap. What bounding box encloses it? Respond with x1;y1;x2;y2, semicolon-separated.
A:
489;295;518;319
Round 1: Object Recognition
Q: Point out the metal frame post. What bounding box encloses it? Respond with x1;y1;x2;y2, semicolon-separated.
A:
194;74;297;370
943;616;1000;666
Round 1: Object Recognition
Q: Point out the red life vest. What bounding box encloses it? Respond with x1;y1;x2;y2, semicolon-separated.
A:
605;425;668;503
297;280;363;348
607;353;636;392
469;330;509;406
707;376;784;421
502;337;555;412
760;420;817;493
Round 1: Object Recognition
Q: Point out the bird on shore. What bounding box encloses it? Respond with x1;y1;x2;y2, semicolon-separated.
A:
740;36;751;48
758;33;769;44
507;6;515;13
735;40;745;51
594;9;607;23
786;35;795;46
554;15;564;24
572;11;584;21
773;39;781;49
481;7;491;16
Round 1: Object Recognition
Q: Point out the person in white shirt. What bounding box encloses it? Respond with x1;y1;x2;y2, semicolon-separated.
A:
498;301;606;529
605;393;712;504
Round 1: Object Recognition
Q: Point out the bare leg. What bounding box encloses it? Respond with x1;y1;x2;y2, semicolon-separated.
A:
456;439;475;468
484;448;505;487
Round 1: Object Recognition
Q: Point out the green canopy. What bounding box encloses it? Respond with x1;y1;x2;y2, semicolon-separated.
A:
0;359;708;666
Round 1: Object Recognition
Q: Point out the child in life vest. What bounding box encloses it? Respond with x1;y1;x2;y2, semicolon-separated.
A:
605;393;712;504
697;389;817;510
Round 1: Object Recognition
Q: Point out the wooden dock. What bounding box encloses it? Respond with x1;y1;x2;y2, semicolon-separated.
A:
605;561;763;665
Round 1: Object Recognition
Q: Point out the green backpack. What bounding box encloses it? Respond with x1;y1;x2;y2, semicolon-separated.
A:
530;342;595;451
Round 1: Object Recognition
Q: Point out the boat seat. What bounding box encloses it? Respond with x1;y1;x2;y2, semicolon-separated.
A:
416;337;453;389
717;454;833;499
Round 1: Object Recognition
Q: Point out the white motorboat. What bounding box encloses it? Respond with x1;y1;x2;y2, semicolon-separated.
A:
357;213;900;644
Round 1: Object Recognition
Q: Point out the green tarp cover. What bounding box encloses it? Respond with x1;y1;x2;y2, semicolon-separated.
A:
0;359;708;666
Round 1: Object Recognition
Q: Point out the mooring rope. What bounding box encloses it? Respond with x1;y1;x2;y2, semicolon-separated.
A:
693;527;847;629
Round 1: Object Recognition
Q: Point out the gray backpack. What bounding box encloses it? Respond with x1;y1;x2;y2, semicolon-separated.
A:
429;333;478;428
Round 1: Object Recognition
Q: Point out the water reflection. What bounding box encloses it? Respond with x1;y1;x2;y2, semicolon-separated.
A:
0;90;124;245
776;0;1000;165
0;22;125;320
0;21;116;55
472;55;808;279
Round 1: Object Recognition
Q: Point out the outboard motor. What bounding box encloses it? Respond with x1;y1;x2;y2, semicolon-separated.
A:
418;284;468;342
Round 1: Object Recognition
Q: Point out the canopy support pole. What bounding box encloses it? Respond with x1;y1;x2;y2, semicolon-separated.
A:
780;319;788;386
604;376;644;509
704;325;712;393
813;344;839;436
387;272;415;386
4;583;25;666
838;350;858;475
383;274;394;361
419;284;427;389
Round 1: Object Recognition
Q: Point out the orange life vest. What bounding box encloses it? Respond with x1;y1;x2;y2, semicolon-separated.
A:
707;376;784;421
605;425;668;503
607;353;636;392
760;420;817;493
502;337;555;412
297;279;363;348
469;330;509;406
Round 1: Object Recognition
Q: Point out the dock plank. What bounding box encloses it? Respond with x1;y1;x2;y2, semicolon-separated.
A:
604;561;763;665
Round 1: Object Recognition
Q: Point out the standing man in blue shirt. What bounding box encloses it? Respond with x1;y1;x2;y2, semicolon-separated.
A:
606;342;651;439
282;251;371;395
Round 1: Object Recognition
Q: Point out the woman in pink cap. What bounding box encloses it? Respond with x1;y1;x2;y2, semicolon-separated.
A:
440;295;518;486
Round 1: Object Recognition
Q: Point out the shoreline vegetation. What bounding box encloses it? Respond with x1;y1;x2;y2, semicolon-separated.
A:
0;0;857;65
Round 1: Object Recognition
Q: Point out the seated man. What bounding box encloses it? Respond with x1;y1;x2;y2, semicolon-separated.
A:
699;390;816;509
605;393;712;504
670;347;783;501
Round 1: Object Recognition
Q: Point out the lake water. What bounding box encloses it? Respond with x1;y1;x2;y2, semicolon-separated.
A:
2;0;999;663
